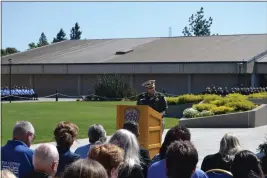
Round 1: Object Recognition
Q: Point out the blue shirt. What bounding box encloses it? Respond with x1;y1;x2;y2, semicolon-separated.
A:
56;146;81;177
148;159;208;178
74;143;91;159
1;140;34;178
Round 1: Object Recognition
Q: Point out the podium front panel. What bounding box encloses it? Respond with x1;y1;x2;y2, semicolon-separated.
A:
116;105;162;158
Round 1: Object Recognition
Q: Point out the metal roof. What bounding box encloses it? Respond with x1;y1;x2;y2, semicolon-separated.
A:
1;34;267;64
256;54;267;63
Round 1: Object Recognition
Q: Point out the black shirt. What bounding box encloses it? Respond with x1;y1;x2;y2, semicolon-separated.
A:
23;171;52;178
140;147;151;178
201;152;232;172
118;164;144;178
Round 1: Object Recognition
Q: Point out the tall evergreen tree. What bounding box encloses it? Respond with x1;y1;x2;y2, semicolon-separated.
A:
70;22;82;40
37;32;49;47
182;7;215;36
53;28;67;43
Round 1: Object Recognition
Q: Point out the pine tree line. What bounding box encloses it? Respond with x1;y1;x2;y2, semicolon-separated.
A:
27;22;82;50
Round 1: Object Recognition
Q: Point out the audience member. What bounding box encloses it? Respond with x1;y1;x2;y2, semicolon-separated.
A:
201;133;241;172
1;121;35;178
148;125;207;178
89;144;124;178
23;143;59;178
231;150;264;178
122;121;151;178
109;129;144;178
53;121;80;177
1;169;17;178
260;154;267;175
75;124;107;158
61;159;108;178
166;140;199;178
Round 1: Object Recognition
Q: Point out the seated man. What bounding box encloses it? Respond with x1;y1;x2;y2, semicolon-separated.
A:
123;121;151;178
166;141;200;178
1;121;35;178
23;143;59;178
74;124;107;158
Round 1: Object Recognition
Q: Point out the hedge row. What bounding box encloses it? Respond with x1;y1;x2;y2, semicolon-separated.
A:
166;92;267;105
182;93;257;118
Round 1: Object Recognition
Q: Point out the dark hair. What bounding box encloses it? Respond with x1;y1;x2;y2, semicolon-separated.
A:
88;124;106;144
166;140;198;178
62;159;108;178
261;155;267;174
122;121;139;138
231;150;264;178
159;125;191;160
89;144;124;176
54;121;78;148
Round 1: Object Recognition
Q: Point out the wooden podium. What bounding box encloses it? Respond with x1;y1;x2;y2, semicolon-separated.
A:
116;105;162;158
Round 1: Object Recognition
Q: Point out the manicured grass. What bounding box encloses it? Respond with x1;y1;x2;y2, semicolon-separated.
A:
1;101;178;145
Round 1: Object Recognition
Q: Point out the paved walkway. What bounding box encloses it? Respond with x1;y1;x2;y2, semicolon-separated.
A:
30;126;267;167
1;97;77;103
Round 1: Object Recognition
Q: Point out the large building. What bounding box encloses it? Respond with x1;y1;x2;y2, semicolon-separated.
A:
1;34;267;97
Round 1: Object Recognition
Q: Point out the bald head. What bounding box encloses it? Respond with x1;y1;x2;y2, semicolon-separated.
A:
13;121;35;147
33;144;59;176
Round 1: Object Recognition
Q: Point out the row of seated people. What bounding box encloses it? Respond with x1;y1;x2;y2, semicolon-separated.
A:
1;121;266;178
1;86;38;101
203;86;267;96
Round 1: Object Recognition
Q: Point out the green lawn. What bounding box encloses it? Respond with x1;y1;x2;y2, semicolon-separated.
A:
1;101;178;145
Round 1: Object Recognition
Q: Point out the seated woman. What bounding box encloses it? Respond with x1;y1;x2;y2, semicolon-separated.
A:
201;133;241;172
89;144;124;178
231;150;264;178
61;159;108;178
108;129;144;178
54;121;81;177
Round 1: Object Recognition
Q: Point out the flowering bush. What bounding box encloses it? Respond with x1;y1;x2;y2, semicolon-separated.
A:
183;108;199;118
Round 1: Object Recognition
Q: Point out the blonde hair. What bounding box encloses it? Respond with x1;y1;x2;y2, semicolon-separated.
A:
219;133;241;162
1;169;16;178
89;144;124;176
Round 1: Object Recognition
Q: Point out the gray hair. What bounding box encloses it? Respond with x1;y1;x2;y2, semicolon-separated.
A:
88;124;107;144
13;121;35;137
108;129;141;170
219;133;241;162
33;144;59;168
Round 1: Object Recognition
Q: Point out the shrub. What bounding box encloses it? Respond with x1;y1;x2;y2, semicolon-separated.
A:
177;94;203;104
225;93;248;101
183;108;199;118
196;110;215;117
166;97;180;105
94;74;136;101
202;94;223;103
193;103;217;112
210;106;235;115
248;92;267;99
210;99;228;106
225;100;257;111
166;94;203;105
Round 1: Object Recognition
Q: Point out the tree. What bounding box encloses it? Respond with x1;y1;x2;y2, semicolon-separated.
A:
1;47;19;56
70;22;82;40
53;28;67;43
28;42;38;50
182;7;215;36
37;32;49;47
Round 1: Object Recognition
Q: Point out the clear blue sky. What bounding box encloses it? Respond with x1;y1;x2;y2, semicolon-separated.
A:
2;2;267;51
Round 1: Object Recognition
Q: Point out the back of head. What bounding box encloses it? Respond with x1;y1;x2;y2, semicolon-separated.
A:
61;159;108;178
166;140;198;178
1;169;17;178
54;121;78;148
231;150;264;178
160;125;191;159
33;143;59;176
88;144;124;177
122;121;139;138
13;121;35;146
219;133;241;162
88;124;107;144
108;129;140;168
